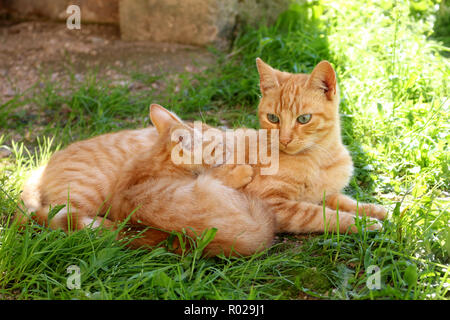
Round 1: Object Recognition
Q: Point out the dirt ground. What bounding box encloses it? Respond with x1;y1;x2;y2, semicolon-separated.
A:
0;20;216;100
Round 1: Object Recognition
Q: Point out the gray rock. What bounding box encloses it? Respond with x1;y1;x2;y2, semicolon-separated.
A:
119;0;238;47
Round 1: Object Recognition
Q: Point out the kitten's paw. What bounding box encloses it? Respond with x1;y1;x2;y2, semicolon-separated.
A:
227;165;254;189
359;203;387;220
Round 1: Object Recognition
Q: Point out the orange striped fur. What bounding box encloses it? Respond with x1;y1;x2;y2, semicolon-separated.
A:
244;58;386;233
17;105;275;257
17;60;386;257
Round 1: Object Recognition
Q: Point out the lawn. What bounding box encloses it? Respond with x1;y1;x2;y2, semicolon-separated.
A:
0;0;448;300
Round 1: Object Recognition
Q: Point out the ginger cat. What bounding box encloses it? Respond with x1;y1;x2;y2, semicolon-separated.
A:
17;105;275;256
17;58;386;257
238;58;387;233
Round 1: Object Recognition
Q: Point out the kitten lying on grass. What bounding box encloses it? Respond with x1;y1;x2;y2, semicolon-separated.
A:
17;104;275;257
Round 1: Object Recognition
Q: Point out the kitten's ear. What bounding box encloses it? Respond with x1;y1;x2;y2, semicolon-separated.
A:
149;104;183;134
256;58;280;95
306;61;337;100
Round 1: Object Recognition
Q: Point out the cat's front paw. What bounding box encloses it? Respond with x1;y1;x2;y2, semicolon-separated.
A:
366;217;383;231
359;203;387;220
349;217;382;233
226;165;254;189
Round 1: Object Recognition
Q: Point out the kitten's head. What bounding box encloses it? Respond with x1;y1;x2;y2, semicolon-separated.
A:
150;104;230;169
256;58;340;155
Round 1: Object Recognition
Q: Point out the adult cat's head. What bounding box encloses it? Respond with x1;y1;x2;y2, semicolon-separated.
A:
256;58;341;155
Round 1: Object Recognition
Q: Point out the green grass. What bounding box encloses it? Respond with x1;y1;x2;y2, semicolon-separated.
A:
0;0;449;300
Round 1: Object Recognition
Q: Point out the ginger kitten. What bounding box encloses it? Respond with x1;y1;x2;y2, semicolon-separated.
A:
17;105;275;256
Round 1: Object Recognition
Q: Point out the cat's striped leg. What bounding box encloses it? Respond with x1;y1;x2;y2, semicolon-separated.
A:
267;197;381;234
325;193;387;220
127;174;275;257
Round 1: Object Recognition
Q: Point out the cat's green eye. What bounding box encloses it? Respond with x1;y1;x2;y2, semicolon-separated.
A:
267;113;280;123
297;114;312;124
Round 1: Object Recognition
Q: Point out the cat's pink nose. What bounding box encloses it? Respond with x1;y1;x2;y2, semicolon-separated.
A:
279;136;292;146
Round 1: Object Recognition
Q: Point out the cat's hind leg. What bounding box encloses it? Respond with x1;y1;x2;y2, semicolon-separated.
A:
133;174;276;257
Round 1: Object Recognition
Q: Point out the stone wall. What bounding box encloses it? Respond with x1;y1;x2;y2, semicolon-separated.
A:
1;0;291;46
119;0;238;47
237;0;292;27
2;0;118;24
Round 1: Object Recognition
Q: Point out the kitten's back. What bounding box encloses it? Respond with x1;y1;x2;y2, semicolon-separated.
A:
18;127;158;228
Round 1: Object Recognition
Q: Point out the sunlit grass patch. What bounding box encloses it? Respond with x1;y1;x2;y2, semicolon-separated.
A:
0;0;448;299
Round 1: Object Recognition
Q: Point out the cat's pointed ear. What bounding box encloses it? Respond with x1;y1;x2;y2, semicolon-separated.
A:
149;104;183;134
306;61;337;100
256;58;280;95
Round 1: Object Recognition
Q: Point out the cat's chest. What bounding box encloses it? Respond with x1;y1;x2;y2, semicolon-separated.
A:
276;157;320;199
278;155;348;202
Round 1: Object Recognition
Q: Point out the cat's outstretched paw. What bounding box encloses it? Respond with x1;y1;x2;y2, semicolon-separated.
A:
348;217;382;233
358;203;387;220
226;165;254;189
366;217;383;231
